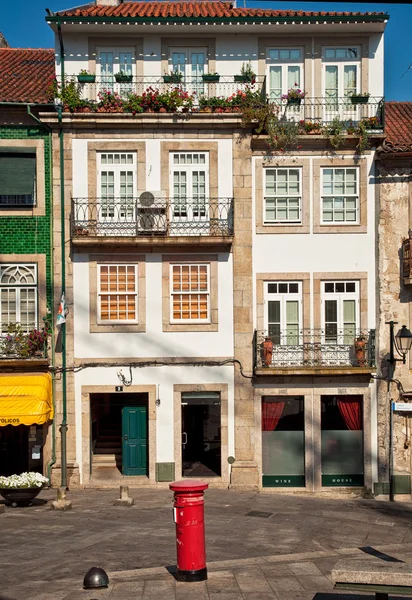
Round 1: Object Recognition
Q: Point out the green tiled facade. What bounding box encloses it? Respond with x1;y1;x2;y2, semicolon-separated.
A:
0;125;52;312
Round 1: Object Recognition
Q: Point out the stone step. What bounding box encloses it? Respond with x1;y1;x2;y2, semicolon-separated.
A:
92;453;121;464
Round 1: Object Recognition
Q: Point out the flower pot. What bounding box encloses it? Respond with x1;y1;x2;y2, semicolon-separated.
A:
163;75;182;84
262;337;274;367
351;96;369;105
77;74;95;83
115;74;133;83
287;98;302;106
355;339;366;366
234;75;253;83
0;487;42;507
202;74;220;83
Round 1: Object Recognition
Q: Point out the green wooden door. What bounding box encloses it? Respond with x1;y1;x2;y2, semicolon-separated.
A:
122;406;148;476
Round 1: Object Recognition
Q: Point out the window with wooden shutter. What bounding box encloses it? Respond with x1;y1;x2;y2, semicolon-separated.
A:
171;264;210;322
0;151;36;206
98;264;137;323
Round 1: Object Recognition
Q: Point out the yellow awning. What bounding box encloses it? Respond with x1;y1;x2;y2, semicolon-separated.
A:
0;374;53;426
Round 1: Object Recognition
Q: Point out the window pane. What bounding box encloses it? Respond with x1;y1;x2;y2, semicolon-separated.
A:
343;299;356;322
325;300;337;323
268;300;280;324
286;301;298;324
288;66;300;89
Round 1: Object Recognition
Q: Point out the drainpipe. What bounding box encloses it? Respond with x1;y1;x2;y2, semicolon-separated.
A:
26;105;56;482
56;21;68;489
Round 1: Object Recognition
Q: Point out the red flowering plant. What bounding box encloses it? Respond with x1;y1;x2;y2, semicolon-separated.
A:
0;323;48;359
97;90;124;113
137;86;194;112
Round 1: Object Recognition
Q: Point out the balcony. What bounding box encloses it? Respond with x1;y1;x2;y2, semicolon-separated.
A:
71;197;234;245
69;74;266;104
254;329;376;376
0;324;49;367
402;234;412;284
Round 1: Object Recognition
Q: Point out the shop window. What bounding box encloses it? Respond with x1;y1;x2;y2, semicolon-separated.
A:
262;396;305;487
321;395;364;486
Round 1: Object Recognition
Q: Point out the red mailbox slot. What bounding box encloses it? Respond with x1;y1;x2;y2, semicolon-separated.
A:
169;480;209;582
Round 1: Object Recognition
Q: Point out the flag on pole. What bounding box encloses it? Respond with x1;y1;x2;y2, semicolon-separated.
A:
56;293;68;327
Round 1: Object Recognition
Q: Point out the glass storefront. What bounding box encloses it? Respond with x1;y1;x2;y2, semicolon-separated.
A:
262;396;305;487
321;395;364;486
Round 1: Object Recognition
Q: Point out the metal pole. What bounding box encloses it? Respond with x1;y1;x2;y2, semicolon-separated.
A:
389;398;394;501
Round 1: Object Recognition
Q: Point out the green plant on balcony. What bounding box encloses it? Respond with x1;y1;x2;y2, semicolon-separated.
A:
1;323;48;359
350;92;370;105
281;87;307;105
77;69;96;83
234;62;256;83
163;70;183;84
202;72;220;83
114;70;133;83
50;76;82;112
241;103;301;152
325;117;346;150
355;119;370;153
299;120;323;135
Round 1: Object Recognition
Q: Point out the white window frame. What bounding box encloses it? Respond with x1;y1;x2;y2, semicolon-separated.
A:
321;167;359;224
97;263;138;324
266;48;304;102
264;168;302;224
97;46;135;80
0;263;37;333
169;47;207;77
170;263;210;323
264;281;302;345
322;46;361;119
97;152;137;222
170;152;210;221
321;280;360;344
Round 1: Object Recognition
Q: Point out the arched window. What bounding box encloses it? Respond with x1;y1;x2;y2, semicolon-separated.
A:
0;264;37;332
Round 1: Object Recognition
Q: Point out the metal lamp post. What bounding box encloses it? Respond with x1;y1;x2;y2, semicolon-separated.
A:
386;320;412;501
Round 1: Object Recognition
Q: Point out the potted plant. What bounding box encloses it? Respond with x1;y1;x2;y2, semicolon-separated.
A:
114;70;133;83
202;72;220;83
163;70;183;84
234;62;256;83
282;87;306;106
0;472;49;507
350;92;370;105
77;69;96;83
354;334;367;366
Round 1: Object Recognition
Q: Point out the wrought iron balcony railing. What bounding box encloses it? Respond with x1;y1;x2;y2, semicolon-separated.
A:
0;326;48;360
71;197;234;238
71;75;266;103
270;96;384;128
254;329;376;370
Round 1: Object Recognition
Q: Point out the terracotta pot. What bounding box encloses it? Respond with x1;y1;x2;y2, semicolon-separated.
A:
262;337;274;367
355;338;366;366
159;107;167;113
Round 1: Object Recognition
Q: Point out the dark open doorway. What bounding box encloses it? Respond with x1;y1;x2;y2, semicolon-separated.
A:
181;392;221;477
90;392;148;477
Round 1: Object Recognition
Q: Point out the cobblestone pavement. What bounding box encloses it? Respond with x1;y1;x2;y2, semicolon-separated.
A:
1;488;412;599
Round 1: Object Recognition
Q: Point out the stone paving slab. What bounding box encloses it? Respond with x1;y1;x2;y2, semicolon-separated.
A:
1;488;412;599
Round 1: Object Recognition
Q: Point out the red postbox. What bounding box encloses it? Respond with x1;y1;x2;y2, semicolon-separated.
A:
169;480;208;582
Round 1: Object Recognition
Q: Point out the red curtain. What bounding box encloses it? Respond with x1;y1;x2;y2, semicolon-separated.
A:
337;397;362;431
262;401;285;431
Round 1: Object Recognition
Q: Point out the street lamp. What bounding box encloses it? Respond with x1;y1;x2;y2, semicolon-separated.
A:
386;320;412;502
387;320;412;365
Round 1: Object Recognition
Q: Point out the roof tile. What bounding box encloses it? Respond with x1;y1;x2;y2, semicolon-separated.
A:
0;48;55;104
383;102;412;153
55;1;387;19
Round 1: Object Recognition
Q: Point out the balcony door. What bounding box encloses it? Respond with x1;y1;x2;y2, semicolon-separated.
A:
321;280;359;365
266;48;304;120
264;281;302;367
97;152;137;236
170;152;209;235
170;48;206;95
323;47;360;122
97;47;135;95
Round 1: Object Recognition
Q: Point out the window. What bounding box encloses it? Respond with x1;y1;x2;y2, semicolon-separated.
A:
98;152;136;222
171;264;210;322
98;264;138;323
323;47;360;118
264;169;301;223
267;48;303;102
0;152;36;206
322;280;359;344
0;264;37;332
171;153;209;220
169;48;206;94
321;168;358;224
265;282;302;345
97;47;134;92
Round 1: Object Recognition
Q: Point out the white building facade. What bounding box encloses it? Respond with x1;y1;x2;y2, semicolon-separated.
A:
44;0;387;490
